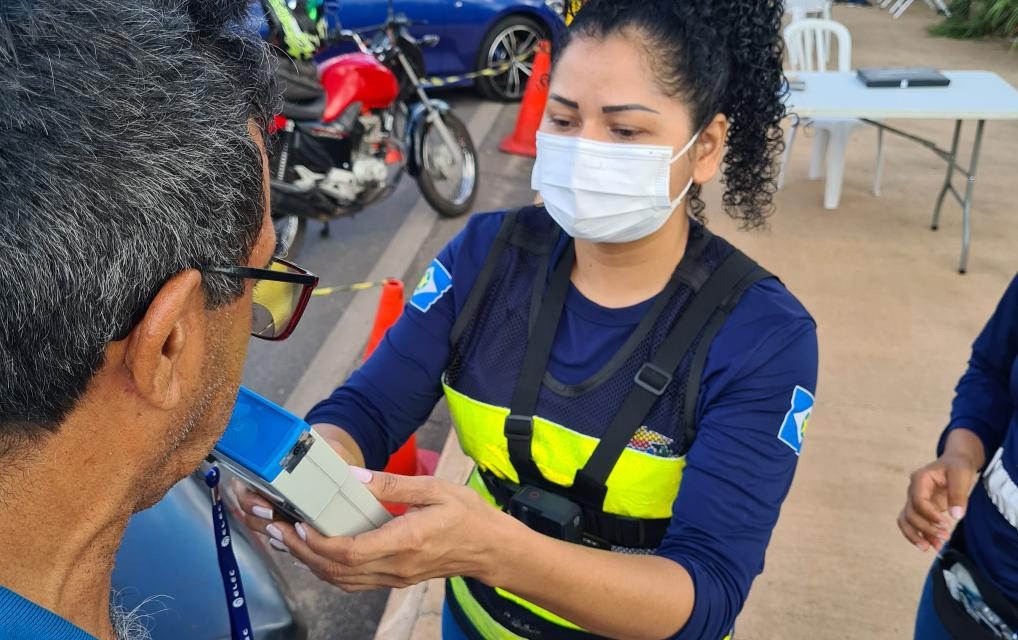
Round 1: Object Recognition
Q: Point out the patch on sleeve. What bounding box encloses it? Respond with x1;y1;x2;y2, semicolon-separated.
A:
409;259;453;313
777;385;814;456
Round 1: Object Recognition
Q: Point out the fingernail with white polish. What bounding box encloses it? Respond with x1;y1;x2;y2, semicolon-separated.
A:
949;506;965;520
269;539;288;553
296;523;308;542
252;505;273;520
350;466;373;483
266;523;284;542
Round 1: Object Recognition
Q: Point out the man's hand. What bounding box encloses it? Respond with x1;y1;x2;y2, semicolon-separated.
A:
237;469;515;592
897;428;985;552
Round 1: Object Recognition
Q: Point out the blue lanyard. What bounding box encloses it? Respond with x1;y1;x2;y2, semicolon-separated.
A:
204;465;254;640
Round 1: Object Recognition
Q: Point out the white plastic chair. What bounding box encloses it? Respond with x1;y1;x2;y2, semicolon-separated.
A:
785;0;834;57
777;19;885;210
880;0;951;20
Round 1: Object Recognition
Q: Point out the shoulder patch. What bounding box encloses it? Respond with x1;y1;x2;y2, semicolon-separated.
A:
409;258;453;313
777;385;814;456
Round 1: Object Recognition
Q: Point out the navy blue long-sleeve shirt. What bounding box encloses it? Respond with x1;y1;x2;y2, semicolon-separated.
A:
940;274;1018;599
307;211;818;639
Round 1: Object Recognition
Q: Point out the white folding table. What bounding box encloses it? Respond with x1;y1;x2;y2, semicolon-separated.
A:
786;70;1018;273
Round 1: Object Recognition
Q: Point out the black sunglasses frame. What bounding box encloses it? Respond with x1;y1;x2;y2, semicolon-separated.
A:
204;257;319;341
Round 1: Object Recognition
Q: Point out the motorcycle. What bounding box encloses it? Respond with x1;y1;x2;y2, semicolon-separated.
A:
270;10;480;256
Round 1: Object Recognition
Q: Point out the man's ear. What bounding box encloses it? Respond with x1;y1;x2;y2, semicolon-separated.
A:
122;270;205;410
692;113;730;185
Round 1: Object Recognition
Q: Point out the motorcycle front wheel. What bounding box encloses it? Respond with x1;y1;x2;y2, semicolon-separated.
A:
416;111;478;218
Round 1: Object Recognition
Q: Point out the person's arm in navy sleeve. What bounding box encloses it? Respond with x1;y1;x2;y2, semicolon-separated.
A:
304;213;506;470
658;284;819;640
937;274;1018;463
304;251;459;470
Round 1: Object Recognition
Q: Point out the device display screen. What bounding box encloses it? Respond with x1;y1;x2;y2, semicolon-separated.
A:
214;387;308;482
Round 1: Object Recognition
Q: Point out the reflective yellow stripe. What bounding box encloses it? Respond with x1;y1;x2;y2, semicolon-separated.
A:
442;382;700;637
449;576;526;640
443;381;686;634
466;467;498;506
450;572;732;640
443;382;685;519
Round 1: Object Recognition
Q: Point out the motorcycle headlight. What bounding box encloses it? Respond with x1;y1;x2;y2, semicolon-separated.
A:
545;0;566;16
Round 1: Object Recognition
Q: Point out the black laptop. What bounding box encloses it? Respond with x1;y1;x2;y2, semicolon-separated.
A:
857;67;951;89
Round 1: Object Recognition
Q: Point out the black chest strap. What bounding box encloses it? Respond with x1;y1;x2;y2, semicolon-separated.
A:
505;231;770;511
572;249;769;507
449;209;520;346
504;238;575;483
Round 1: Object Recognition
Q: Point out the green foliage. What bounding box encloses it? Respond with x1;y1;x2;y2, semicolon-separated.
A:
929;0;1018;44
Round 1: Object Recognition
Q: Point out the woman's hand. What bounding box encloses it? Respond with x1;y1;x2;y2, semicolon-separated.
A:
231;424;363;550
236;468;515;592
309;423;366;468
897;428;985;552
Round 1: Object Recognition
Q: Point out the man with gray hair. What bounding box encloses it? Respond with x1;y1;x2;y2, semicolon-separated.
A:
0;1;317;638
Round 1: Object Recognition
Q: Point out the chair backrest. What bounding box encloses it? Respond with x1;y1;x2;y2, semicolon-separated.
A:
785;0;832;22
783;18;852;72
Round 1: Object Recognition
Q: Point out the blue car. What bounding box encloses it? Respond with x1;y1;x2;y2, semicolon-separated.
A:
326;0;567;101
113;474;307;640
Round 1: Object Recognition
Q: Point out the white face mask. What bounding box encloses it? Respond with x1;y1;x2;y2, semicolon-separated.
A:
531;131;699;244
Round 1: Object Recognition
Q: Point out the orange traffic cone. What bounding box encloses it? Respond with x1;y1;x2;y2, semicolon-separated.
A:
499;40;552;158
363;279;440;515
363;279;405;359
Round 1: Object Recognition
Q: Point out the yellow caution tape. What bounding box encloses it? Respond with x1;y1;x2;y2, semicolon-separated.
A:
417;45;538;88
312;280;392;297
565;0;583;25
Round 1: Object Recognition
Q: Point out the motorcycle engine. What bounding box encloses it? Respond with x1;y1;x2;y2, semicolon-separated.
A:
360;114;385;145
317;168;360;205
352;157;388;186
302;114;392;207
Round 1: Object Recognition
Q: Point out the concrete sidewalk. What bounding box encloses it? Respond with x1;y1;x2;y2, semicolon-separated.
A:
371;6;1018;640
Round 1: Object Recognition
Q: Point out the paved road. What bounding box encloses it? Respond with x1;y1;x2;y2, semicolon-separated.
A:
238;90;537;640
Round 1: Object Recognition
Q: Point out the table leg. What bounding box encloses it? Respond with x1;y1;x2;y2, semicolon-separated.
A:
931;120;962;231
809;129;829;180
823;124;849;210
957;120;986;275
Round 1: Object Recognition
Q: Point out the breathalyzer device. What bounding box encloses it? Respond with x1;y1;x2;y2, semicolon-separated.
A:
212;386;391;537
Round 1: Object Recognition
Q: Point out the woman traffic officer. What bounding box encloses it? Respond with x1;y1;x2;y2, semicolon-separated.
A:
239;1;819;638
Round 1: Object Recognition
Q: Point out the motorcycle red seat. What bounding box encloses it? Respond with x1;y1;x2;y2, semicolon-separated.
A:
282;94;327;122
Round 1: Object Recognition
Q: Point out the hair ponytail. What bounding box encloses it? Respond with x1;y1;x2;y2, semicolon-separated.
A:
715;1;787;228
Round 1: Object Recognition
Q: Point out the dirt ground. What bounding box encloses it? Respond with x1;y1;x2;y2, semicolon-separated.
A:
377;4;1018;639
712;5;1018;639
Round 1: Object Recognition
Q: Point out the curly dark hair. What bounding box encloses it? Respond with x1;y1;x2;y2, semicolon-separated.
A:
556;0;787;229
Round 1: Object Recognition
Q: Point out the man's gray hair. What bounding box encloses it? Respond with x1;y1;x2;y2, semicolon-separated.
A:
0;0;278;438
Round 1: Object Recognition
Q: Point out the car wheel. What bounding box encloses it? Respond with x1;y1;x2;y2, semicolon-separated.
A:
476;15;549;102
